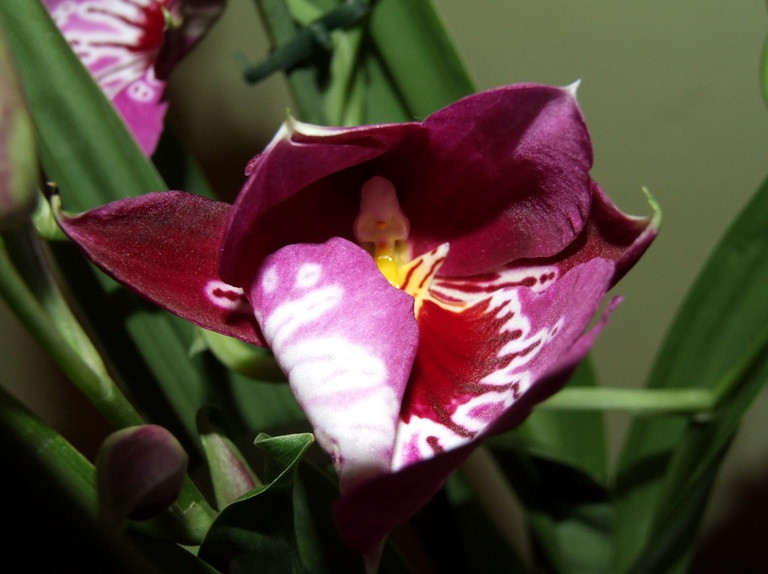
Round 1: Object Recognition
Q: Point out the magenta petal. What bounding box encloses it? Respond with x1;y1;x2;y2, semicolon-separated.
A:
45;0;169;154
249;238;419;489
56;192;263;345
220;121;422;288
335;259;616;553
520;181;660;287
402;84;594;275
394;258;615;468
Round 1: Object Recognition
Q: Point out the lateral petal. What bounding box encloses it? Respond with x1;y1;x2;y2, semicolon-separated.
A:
249;238;419;490
55;191;263;345
512;181;660;287
404;84;595;276
336;258;617;553
394;257;615;469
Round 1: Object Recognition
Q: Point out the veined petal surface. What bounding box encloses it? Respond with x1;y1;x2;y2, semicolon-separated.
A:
337;259;618;553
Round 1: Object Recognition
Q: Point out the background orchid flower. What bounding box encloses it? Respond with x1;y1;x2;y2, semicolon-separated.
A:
56;84;657;556
43;0;225;155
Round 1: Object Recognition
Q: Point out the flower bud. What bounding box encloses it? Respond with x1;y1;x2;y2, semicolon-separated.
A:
0;24;37;230
96;425;188;521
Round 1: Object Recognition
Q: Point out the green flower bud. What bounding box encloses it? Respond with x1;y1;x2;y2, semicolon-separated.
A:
96;425;188;521
0;24;37;230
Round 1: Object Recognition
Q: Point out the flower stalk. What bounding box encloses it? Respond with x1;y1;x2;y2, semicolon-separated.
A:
0;228;143;429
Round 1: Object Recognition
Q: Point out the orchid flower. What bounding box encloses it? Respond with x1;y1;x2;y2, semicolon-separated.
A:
44;0;225;154
56;84;658;555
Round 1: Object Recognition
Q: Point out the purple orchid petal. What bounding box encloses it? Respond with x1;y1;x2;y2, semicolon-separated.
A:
249;237;419;489
336;259;618;553
44;0;225;155
221;84;594;284
56;191;263;345
220;119;422;289
510;181;660;287
53;81;658;559
404;83;594;276
45;0;169;154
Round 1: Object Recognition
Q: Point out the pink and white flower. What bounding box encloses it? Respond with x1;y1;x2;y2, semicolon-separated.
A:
56;84;658;554
44;0;225;154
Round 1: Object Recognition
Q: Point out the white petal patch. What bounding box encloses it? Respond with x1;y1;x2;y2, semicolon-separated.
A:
295;262;322;289
49;0;164;99
261;283;343;351
253;240;418;489
204;280;250;313
279;337;399;484
392;283;565;471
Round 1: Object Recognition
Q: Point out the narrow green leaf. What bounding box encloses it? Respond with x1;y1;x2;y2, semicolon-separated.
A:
198;410;261;510
360;43;412;124
0;0;165;211
615;174;768;571
368;0;475;118
198;433;318;573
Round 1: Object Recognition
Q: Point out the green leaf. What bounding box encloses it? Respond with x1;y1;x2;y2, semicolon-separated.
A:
615;174;768;571
515;359;608;485
367;0;475;118
488;439;613;574
198;410;261;511
198;433;319;573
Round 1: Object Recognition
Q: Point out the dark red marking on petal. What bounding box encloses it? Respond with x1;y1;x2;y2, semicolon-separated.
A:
426;436;443;455
418;257;445;290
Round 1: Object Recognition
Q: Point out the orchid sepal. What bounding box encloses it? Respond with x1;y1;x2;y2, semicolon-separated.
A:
53;192;263;346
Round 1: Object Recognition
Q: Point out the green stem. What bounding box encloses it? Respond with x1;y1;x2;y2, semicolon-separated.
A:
540;387;714;415
459;446;532;568
252;0;328;123
0;229;143;429
0;229;217;533
0;384;97;513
